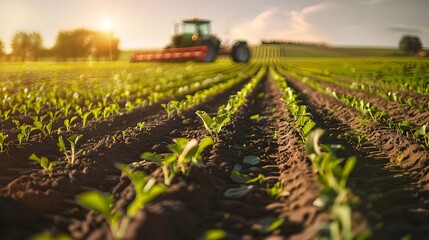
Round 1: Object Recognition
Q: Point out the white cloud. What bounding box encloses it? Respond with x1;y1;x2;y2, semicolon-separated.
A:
227;3;329;44
387;24;422;34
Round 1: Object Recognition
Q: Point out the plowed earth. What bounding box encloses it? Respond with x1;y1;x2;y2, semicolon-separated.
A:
0;67;428;240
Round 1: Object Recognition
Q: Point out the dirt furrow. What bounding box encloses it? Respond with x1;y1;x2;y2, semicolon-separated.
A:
69;76;328;240
331;75;429;106
310;76;429;127
0;75;252;240
284;74;429;239
0;75;251;189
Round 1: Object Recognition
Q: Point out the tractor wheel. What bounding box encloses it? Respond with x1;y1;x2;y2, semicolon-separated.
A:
231;42;251;63
197;41;217;62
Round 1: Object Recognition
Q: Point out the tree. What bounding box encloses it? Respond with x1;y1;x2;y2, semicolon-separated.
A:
28;32;43;61
399;35;423;55
11;32;30;61
10;31;44;61
53;28;120;61
0;40;5;57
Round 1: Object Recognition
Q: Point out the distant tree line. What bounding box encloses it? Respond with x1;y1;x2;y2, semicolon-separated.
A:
261;39;328;46
0;28;120;61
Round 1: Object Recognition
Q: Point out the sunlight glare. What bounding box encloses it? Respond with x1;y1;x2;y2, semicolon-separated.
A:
101;18;112;31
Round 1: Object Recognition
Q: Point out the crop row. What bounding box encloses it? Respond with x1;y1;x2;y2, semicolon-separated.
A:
270;67;362;239
0;61;260;153
284;58;429;95
275;63;429;149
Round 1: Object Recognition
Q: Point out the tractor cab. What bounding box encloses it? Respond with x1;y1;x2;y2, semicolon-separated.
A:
171;18;220;50
181;19;211;36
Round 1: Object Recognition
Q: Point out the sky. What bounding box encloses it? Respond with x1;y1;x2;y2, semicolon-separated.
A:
1;0;428;53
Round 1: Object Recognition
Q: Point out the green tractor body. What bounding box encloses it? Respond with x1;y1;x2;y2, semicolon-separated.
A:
131;18;251;63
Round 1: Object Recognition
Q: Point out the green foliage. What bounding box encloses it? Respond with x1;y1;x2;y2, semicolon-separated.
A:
254;217;285;234
63;116;78;132
201;229;226;240
28;153;58;176
242;155;260;166
399;35;423;55
196;67;266;138
196;110;230;137
414;123;429;147
306;129;357;240
11;31;43;61
54;29;120;61
141;137;213;185
31;233;73;240
266;182;290;199
76;165;165;240
136;121;145;131
57;134;83;164
224;185;254;199
115;164;166;216
0;132;8;152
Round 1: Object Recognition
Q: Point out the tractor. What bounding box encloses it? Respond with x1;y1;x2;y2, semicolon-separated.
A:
131;18;251;63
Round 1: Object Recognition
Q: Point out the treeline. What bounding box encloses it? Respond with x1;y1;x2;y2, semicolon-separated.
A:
0;29;120;61
261;39;328;46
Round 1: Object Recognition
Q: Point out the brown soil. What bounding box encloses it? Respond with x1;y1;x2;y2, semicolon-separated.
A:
1;67;428;240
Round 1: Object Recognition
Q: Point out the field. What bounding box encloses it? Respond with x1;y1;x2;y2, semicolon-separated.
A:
0;47;428;240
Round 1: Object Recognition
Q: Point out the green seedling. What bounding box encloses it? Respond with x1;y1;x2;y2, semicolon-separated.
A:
57;134;83;164
196;110;230;137
224;185;254;199
80;111;92;127
32;233;73;240
91;108;102;120
161;100;180;117
242;155;260;165
414;123;429;147
306;129;358;240
115;164;166;216
76;165;165;240
254;217;285;234
230;170;265;184
141;137;213;185
201;229;226;240
2;109;11;120
75;191;122;239
64;116;78;132
30;115;48;135
0;132;8;152
28;153;57;176
266;182;290;199
17;124;31;145
47;110;63;121
136;121;145;131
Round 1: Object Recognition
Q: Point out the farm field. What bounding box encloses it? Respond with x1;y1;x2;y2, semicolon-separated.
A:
0;48;429;240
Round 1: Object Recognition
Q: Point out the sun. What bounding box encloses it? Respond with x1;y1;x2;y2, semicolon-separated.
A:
101;18;112;31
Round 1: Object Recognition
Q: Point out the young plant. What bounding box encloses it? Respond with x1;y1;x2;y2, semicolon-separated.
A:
414;123;429;147
141;137;213;185
161;100;180;117
266;182;290;199
115;164;166;216
28;153;58;176
196;110;230;137
64;116;78;132
57;134;83;164
17;124;31;145
0;132;8;152
306;129;358;240
136;121;145;131
30;115;48;135
76;165;165;240
80;111;92;127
